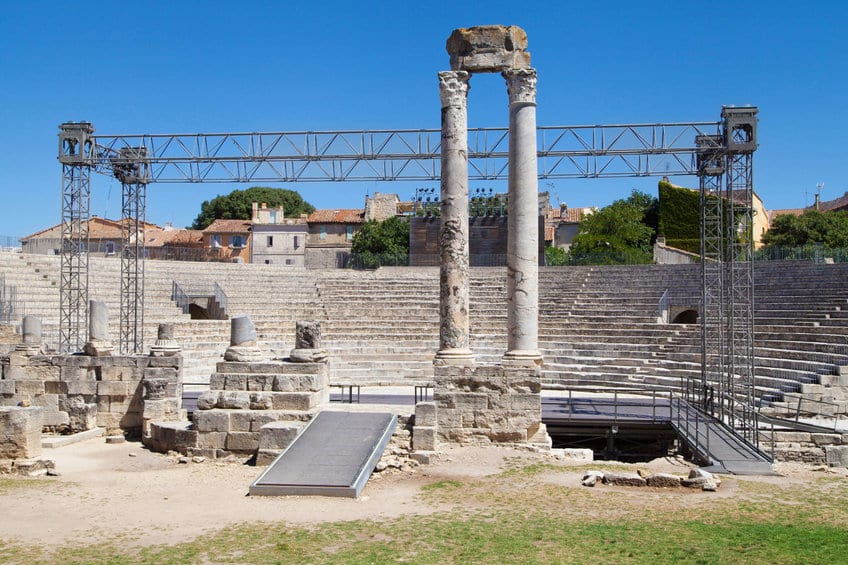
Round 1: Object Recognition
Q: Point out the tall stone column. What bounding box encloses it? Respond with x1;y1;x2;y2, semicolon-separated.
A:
503;68;542;363
436;70;473;365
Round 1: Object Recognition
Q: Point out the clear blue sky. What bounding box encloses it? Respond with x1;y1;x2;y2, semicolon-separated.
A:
1;1;846;238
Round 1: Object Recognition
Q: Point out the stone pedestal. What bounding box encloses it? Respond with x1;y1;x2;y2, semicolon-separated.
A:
289;321;327;363
503;68;542;363
186;360;329;460
436;70;473;365
432;363;542;444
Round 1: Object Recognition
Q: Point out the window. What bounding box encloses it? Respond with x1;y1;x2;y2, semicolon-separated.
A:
346;226;354;241
210;235;222;248
269;211;277;223
293;235;299;249
320;226;327;240
104;242;115;255
267;236;274;247
231;235;246;248
265;259;271;264
285;259;294;265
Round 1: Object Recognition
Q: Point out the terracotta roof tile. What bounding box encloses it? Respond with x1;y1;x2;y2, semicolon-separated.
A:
203;219;252;234
145;229;204;247
21;217;161;241
307;209;365;223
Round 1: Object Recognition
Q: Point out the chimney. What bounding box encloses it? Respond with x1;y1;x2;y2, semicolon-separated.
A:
261;202;267;208
560;202;568;219
251;202;259;221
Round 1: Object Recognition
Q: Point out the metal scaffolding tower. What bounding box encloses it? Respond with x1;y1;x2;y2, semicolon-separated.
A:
696;107;758;444
58;122;94;353
112;147;150;354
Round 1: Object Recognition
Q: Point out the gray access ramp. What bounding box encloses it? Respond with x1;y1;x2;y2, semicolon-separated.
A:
250;411;397;498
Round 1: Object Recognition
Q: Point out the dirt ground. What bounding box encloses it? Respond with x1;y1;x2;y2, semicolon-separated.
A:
0;437;843;550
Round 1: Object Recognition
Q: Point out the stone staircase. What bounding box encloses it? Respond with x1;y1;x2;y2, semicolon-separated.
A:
1;250;846;417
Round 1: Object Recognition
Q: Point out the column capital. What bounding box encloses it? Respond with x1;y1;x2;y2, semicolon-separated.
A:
438;70;470;108
503;67;537;105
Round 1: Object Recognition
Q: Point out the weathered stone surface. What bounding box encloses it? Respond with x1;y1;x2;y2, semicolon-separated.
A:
825;445;848;467
142;398;180;421
196;391;220;411
249;393;272;410
224;345;264;363
149;323;181;357
603;472;646;487
218;391;251;410
446;25;531;73
226;431;259;452
194;411;230;432
295;321;323;350
415;402;437;427
412;426;437;451
65;395;97;432
581;471;604;487
230;315;257;346
258;421;302;450
142;378;169;400
97;381;128;397
195;431;227;450
84;301;114;356
646;473;682;488
0;406;43;459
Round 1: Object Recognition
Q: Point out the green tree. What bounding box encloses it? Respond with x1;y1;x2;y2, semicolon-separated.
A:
762;210;848;248
544;245;567;266
190;187;315;230
568;190;656;265
350;216;410;268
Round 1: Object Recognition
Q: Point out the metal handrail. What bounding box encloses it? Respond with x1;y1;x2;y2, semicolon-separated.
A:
213;282;228;314
172;280;190;314
658;288;670;324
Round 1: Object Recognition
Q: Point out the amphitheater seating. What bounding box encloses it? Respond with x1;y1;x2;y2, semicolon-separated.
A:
1;250;846;415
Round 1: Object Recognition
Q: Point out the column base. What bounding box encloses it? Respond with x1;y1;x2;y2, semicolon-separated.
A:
502;349;543;367
435;348;474;367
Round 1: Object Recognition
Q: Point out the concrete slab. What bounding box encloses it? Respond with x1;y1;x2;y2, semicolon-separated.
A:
42;428;106;448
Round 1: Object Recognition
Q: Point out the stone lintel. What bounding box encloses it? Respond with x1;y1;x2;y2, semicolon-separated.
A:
447;25;531;73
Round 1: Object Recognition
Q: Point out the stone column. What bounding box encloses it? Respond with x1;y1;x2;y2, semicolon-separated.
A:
83;300;114;356
224;315;263;362
503;68;541;363
149;323;181;357
436;70;473;365
15;315;42;355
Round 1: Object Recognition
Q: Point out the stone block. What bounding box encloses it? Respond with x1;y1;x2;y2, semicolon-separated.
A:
98;381;128;397
811;433;842;447
509;393;541;412
246;375;271;391
196;431;227;450
14;381;44;396
42;411;69;427
100;366;141;382
825;445;848;467
64;380;98;396
209;374;226;390
0;407;43;459
0;381;15;395
143;398;180;421
224;374;248;391
454;393;489;411
256;449;281;466
96;412;122;432
269;391;320;411
218;391;251;409
143;367;178;382
44;381;66;395
250;413;277;432
415;402;437;427
30;393;59;413
229;411;253;432
646;473;682;488
145;356;182;369
226;431;259;452
258;421;302;450
249;393;272;410
196;391;220;410
194;410;231;432
603;472;646;487
412;426;438;451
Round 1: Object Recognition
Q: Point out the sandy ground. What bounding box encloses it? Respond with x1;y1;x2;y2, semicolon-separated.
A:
0;437;843;550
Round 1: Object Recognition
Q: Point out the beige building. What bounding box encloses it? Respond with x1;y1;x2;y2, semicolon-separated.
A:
249;202;308;266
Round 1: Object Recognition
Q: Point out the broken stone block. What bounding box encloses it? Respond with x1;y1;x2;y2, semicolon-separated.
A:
65;395;97;432
0;406;43;459
258;421;302;451
412;426;437;451
414;401;437;427
646;473;682;488
446;25;531;73
603;472;646;487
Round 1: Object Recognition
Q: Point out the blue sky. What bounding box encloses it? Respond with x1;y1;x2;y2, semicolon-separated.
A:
1;1;846;237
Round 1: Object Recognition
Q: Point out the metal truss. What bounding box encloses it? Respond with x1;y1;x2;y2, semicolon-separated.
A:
90;121;721;183
114;147;150;354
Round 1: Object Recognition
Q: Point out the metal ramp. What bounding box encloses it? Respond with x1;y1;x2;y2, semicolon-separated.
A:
250;411;397;498
671;400;774;475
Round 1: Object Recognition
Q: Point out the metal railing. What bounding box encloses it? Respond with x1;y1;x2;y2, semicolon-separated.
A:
171;280;190;314
0;274;25;325
172;280;229;317
0;236;21;252
551;387;674;424
658;289;670;324
213;282;228;314
755;244;848;264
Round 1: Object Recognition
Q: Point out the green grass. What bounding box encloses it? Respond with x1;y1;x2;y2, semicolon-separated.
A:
2;463;846;564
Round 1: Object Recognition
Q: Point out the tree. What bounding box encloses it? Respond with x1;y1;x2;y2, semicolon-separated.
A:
350;216;410;268
568;190;656;264
190;187;315;230
762;210;848;248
